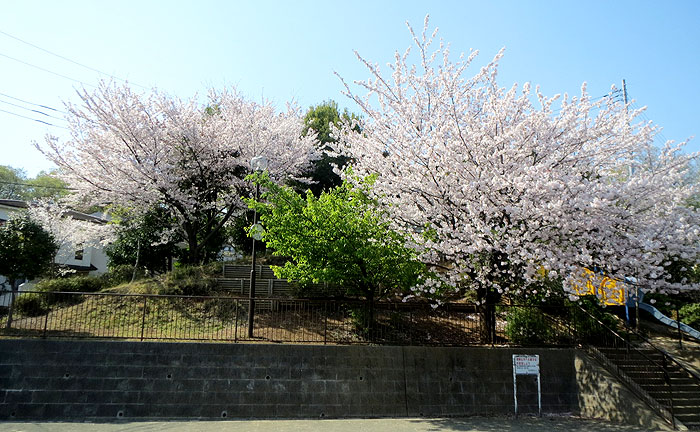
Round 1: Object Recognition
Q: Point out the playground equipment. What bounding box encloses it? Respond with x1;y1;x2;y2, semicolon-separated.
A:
571;268;700;340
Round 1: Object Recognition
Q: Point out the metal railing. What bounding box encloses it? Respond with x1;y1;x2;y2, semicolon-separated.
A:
571;305;677;429
627;325;700;382
0;291;575;346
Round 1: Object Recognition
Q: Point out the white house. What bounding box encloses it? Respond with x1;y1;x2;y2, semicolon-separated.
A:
0;199;110;292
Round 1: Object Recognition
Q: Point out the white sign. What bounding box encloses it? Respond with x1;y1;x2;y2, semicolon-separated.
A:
512;354;541;416
513;355;540;375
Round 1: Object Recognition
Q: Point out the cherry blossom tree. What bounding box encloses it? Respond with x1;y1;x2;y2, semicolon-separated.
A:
37;83;319;264
336;16;700;302
27;201;114;270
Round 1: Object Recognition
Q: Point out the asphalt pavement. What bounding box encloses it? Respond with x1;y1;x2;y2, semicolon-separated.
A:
0;416;672;432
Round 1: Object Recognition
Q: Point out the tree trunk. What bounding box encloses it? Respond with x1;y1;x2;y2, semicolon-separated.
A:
477;285;497;344
184;228;200;265
131;238;141;283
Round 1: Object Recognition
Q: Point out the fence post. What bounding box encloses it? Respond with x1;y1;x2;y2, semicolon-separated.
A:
676;307;683;350
42;309;49;339
490;302;496;346
409;310;413;346
140;296;147;341
234;299;239;342
324;302;328;345
5;288;16;330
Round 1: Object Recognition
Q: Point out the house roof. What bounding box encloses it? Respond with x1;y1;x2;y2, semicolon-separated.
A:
66;263;99;272
0;199;29;209
0;199;107;224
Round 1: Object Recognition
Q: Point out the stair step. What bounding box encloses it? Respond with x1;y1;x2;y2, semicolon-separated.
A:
647;392;700;400
676;415;700;424
643;386;700;400
673;407;700;415
624;374;694;383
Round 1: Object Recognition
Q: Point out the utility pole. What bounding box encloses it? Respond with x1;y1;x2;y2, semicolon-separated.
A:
623;79;638;328
622;79;634;179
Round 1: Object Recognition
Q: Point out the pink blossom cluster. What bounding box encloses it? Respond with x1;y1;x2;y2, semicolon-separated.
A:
36;83;319;258
27;200;114;268
337;17;700;298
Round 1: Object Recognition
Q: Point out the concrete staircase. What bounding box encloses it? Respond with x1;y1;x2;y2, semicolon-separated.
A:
599;346;700;429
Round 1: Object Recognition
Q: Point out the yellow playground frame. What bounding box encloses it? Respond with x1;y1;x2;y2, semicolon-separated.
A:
571;268;627;306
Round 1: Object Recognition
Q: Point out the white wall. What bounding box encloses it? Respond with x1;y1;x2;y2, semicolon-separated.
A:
0;203;110;276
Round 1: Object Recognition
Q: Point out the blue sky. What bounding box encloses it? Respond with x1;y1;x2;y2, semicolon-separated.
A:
1;0;699;177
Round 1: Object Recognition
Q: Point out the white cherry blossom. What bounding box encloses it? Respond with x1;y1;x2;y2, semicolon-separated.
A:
336;16;700;297
37;83;319;263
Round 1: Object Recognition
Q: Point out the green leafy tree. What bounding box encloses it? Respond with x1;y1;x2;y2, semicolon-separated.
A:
26;171;69;200
246;171;425;315
0;165;28;200
0;166;69;201
0;215;58;328
106;207;180;275
301;101;360;196
0;215;57;287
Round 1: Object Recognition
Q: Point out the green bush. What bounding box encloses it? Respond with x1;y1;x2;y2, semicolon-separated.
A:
348;305;372;338
569;295;619;342
101;264;146;287
505;307;553;345
203;261;224;276
643;292;681;316
14;292;49;316
679;303;700;329
159;265;218;296
35;276;104;293
33;276;104;307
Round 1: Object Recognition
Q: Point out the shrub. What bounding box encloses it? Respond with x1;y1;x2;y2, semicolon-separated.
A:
33;276;104;307
569;295;619;342
101;264;147;287
14;292;49;316
505;306;553;345
35;276;104;293
159;265;218;296
643;292;681;316
679;303;700;329
348;305;372;338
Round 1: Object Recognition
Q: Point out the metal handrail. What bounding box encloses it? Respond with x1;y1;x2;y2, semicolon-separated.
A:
624;324;700;383
572;305;677;429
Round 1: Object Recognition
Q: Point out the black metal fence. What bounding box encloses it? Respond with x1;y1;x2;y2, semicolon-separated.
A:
0;290;577;346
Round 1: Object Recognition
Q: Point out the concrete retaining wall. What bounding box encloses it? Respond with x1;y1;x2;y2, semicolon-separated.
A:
0;340;657;423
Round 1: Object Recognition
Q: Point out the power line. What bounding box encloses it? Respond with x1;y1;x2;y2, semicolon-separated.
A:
630;101;670;144
0;91;68;114
0;98;66;122
0;51;97;88
0;108;69;129
624;80;670;145
549;91;620;114
0;29;148;89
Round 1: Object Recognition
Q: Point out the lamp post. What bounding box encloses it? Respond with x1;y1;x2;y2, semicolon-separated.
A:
248;155;268;338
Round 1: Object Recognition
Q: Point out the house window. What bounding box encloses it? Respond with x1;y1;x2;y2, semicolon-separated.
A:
75;244;84;260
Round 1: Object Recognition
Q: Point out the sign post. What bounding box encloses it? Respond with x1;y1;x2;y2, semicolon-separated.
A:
512;354;541;417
